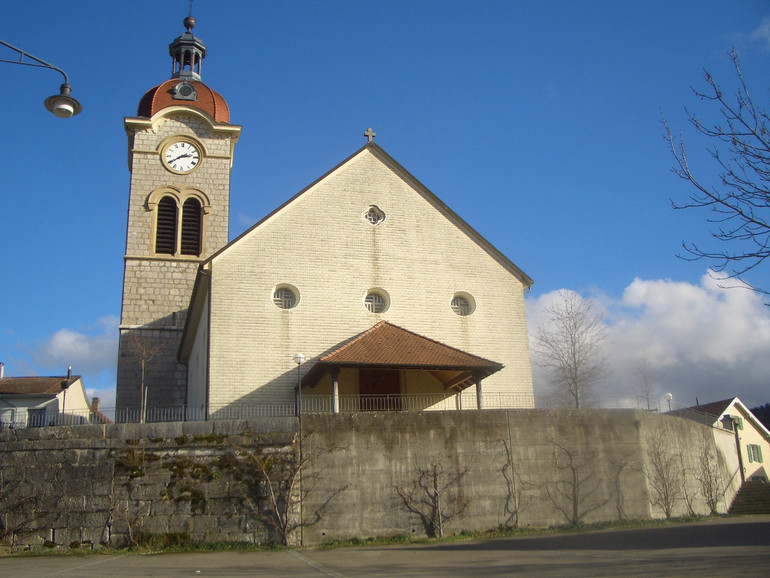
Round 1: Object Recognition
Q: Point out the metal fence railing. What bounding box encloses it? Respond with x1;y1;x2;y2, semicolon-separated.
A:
0;393;722;429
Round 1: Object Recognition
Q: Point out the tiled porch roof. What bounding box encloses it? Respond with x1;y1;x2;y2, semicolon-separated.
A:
319;321;502;369
303;322;502;391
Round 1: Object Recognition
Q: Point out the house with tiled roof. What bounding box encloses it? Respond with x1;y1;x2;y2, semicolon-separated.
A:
688;397;770;483
0;366;92;428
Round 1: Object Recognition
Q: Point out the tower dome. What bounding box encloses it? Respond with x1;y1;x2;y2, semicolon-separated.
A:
136;15;230;123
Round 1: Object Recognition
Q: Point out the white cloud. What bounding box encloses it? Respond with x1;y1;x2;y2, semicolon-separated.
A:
31;316;119;376
750;16;770;50
527;272;770;409
86;386;116;412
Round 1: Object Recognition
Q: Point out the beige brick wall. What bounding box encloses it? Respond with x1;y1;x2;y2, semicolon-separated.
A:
197;147;533;410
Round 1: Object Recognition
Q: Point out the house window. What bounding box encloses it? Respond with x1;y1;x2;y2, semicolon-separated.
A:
451;293;476;316
364;290;389;313
155;196;178;254
273;286;298;309
748;444;764;463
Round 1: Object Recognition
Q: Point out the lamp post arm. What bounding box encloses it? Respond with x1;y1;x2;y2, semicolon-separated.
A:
0;39;69;84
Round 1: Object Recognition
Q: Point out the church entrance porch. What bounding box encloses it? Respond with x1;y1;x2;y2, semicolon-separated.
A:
301;321;503;412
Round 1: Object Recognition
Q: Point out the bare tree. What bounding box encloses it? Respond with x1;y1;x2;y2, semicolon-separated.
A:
609;457;639;521
636;359;656;410
697;443;724;515
645;431;682;519
498;439;534;528
0;464;64;545
123;332;165;423
664;48;770;295
533;291;607;408
545;440;611;526
236;432;347;546
678;450;697;517
395;457;470;538
0;466;34;542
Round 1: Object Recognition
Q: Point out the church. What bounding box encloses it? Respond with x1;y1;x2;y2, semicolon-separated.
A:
115;16;534;420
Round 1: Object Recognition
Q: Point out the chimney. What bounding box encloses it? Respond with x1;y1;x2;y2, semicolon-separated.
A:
0;362;4;379
67;365;72;380
91;397;101;414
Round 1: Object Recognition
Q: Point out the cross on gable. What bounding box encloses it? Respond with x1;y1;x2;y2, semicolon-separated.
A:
364;127;376;143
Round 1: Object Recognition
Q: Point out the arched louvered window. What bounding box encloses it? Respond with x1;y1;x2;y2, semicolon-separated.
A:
155;197;178;255
180;198;202;256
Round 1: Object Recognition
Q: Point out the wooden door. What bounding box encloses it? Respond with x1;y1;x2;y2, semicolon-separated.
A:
359;369;402;411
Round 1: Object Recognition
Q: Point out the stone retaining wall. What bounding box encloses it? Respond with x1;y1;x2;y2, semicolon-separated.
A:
0;410;739;551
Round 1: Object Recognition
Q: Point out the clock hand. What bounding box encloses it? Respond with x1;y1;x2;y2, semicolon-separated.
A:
169;152;192;163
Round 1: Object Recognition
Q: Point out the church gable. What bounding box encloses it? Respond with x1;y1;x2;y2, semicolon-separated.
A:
186;142;534;411
210;143;532;288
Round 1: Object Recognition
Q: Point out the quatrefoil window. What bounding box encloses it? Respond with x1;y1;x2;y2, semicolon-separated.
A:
364;206;385;226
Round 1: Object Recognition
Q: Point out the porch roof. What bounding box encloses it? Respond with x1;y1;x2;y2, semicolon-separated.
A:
303;321;503;392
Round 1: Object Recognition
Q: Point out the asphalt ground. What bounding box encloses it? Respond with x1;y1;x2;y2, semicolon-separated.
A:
2;515;769;577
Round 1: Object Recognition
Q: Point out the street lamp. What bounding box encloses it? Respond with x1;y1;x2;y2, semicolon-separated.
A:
0;39;82;118
293;353;305;417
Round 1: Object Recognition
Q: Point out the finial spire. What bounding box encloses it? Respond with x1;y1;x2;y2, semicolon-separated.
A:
169;12;206;81
364;127;376;143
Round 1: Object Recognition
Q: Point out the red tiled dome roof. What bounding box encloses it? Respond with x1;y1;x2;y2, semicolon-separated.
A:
137;79;230;123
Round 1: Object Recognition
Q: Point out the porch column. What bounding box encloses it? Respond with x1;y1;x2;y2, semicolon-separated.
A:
331;368;340;414
475;374;483;410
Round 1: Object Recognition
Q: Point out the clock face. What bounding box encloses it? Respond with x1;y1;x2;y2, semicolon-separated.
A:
164;141;200;173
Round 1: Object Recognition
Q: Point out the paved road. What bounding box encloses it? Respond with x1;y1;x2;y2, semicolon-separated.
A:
3;516;770;577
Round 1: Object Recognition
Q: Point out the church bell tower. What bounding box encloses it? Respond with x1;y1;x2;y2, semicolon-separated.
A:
116;15;240;417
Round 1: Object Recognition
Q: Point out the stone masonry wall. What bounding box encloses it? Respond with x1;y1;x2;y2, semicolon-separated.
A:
0;411;738;551
117;112;236;411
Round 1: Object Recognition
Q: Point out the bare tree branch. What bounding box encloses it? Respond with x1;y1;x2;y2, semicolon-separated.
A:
664;48;770;296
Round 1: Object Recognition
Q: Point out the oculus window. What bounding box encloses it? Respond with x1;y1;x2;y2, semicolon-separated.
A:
364;290;389;313
451;293;476;316
273;286;299;309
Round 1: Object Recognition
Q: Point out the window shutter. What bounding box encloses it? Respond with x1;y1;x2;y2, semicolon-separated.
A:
181;198;202;256
155;197;178;254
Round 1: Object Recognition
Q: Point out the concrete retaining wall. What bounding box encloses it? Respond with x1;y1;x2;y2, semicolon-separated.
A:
0;410;738;551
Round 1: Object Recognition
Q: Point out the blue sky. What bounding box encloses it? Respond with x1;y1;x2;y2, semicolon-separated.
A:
2;1;770;409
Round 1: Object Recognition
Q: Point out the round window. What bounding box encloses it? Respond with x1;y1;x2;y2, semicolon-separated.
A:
273;286;298;309
451;293;475;316
364;290;389;313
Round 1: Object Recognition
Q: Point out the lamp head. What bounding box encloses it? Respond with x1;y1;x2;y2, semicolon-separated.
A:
293;353;305;365
44;83;82;118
